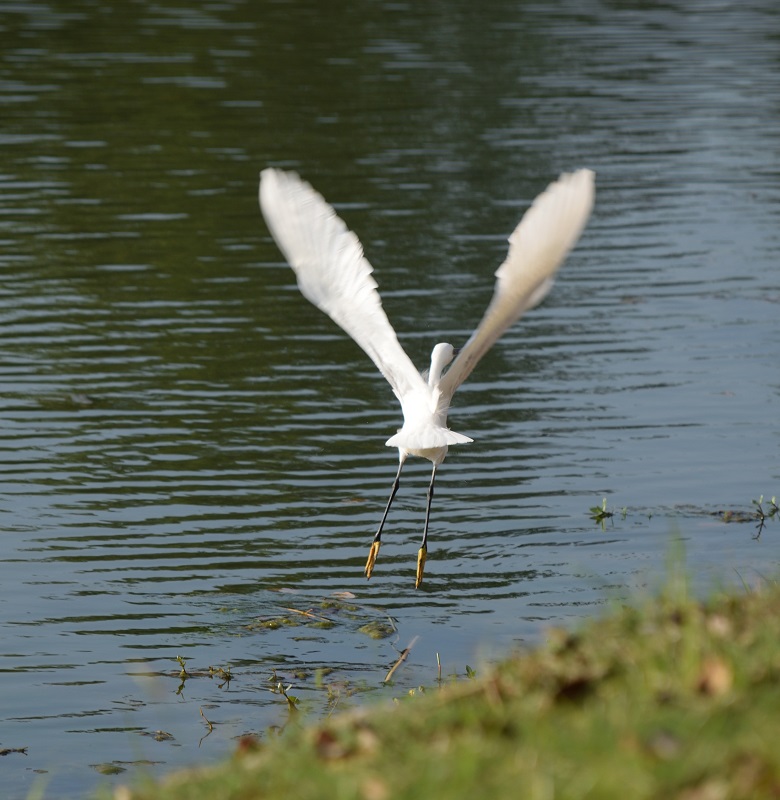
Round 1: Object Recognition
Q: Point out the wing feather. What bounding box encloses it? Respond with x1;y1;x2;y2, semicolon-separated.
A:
439;169;595;399
259;169;424;402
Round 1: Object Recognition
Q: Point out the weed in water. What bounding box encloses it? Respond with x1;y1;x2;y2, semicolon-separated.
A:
589;497;613;528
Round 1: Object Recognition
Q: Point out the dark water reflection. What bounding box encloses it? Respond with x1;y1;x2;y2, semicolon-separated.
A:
1;1;779;797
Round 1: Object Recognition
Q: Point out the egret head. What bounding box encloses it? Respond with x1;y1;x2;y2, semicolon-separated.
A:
428;342;459;386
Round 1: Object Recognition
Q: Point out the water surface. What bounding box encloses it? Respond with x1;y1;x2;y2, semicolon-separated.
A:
1;1;779;797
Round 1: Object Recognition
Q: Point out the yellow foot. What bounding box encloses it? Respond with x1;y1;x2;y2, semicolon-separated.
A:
415;546;427;589
364;541;381;580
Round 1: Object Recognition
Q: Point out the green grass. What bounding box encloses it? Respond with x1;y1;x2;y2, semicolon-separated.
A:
111;580;780;800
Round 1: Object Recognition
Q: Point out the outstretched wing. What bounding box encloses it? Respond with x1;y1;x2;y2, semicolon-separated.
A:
439;169;595;399
259;168;425;403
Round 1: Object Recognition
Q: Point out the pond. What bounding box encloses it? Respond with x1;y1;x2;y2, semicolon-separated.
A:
1;1;779;797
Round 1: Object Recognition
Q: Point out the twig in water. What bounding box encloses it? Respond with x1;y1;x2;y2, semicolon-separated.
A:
200;706;213;732
198;707;215;747
282;606;332;623
384;636;420;683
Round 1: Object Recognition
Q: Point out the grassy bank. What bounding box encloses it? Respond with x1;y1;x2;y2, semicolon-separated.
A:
112;578;780;800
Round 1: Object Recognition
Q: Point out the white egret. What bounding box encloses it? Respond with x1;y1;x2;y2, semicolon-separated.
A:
259;167;594;588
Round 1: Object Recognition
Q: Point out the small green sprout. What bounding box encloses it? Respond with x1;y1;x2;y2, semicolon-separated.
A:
589;497;613;525
753;495;779;538
176;655;190;679
269;681;299;712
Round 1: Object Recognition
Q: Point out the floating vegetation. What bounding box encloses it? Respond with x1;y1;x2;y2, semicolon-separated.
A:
588;495;779;536
143;592;540;750
716;495;779;534
138;730;175;742
93;758;159;777
319;598;360;613
314;667;335;684
92;762;127;775
588;497;613;526
208;665;233;688
358;621;395;640
0;746;27;757
172;656;234;696
247;594;395;641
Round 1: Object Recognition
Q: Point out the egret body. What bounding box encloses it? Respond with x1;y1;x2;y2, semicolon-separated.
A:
259;168;594;587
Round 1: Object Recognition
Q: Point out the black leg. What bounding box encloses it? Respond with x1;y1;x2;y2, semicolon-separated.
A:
374;459;404;546
365;456;405;579
415;464;437;589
